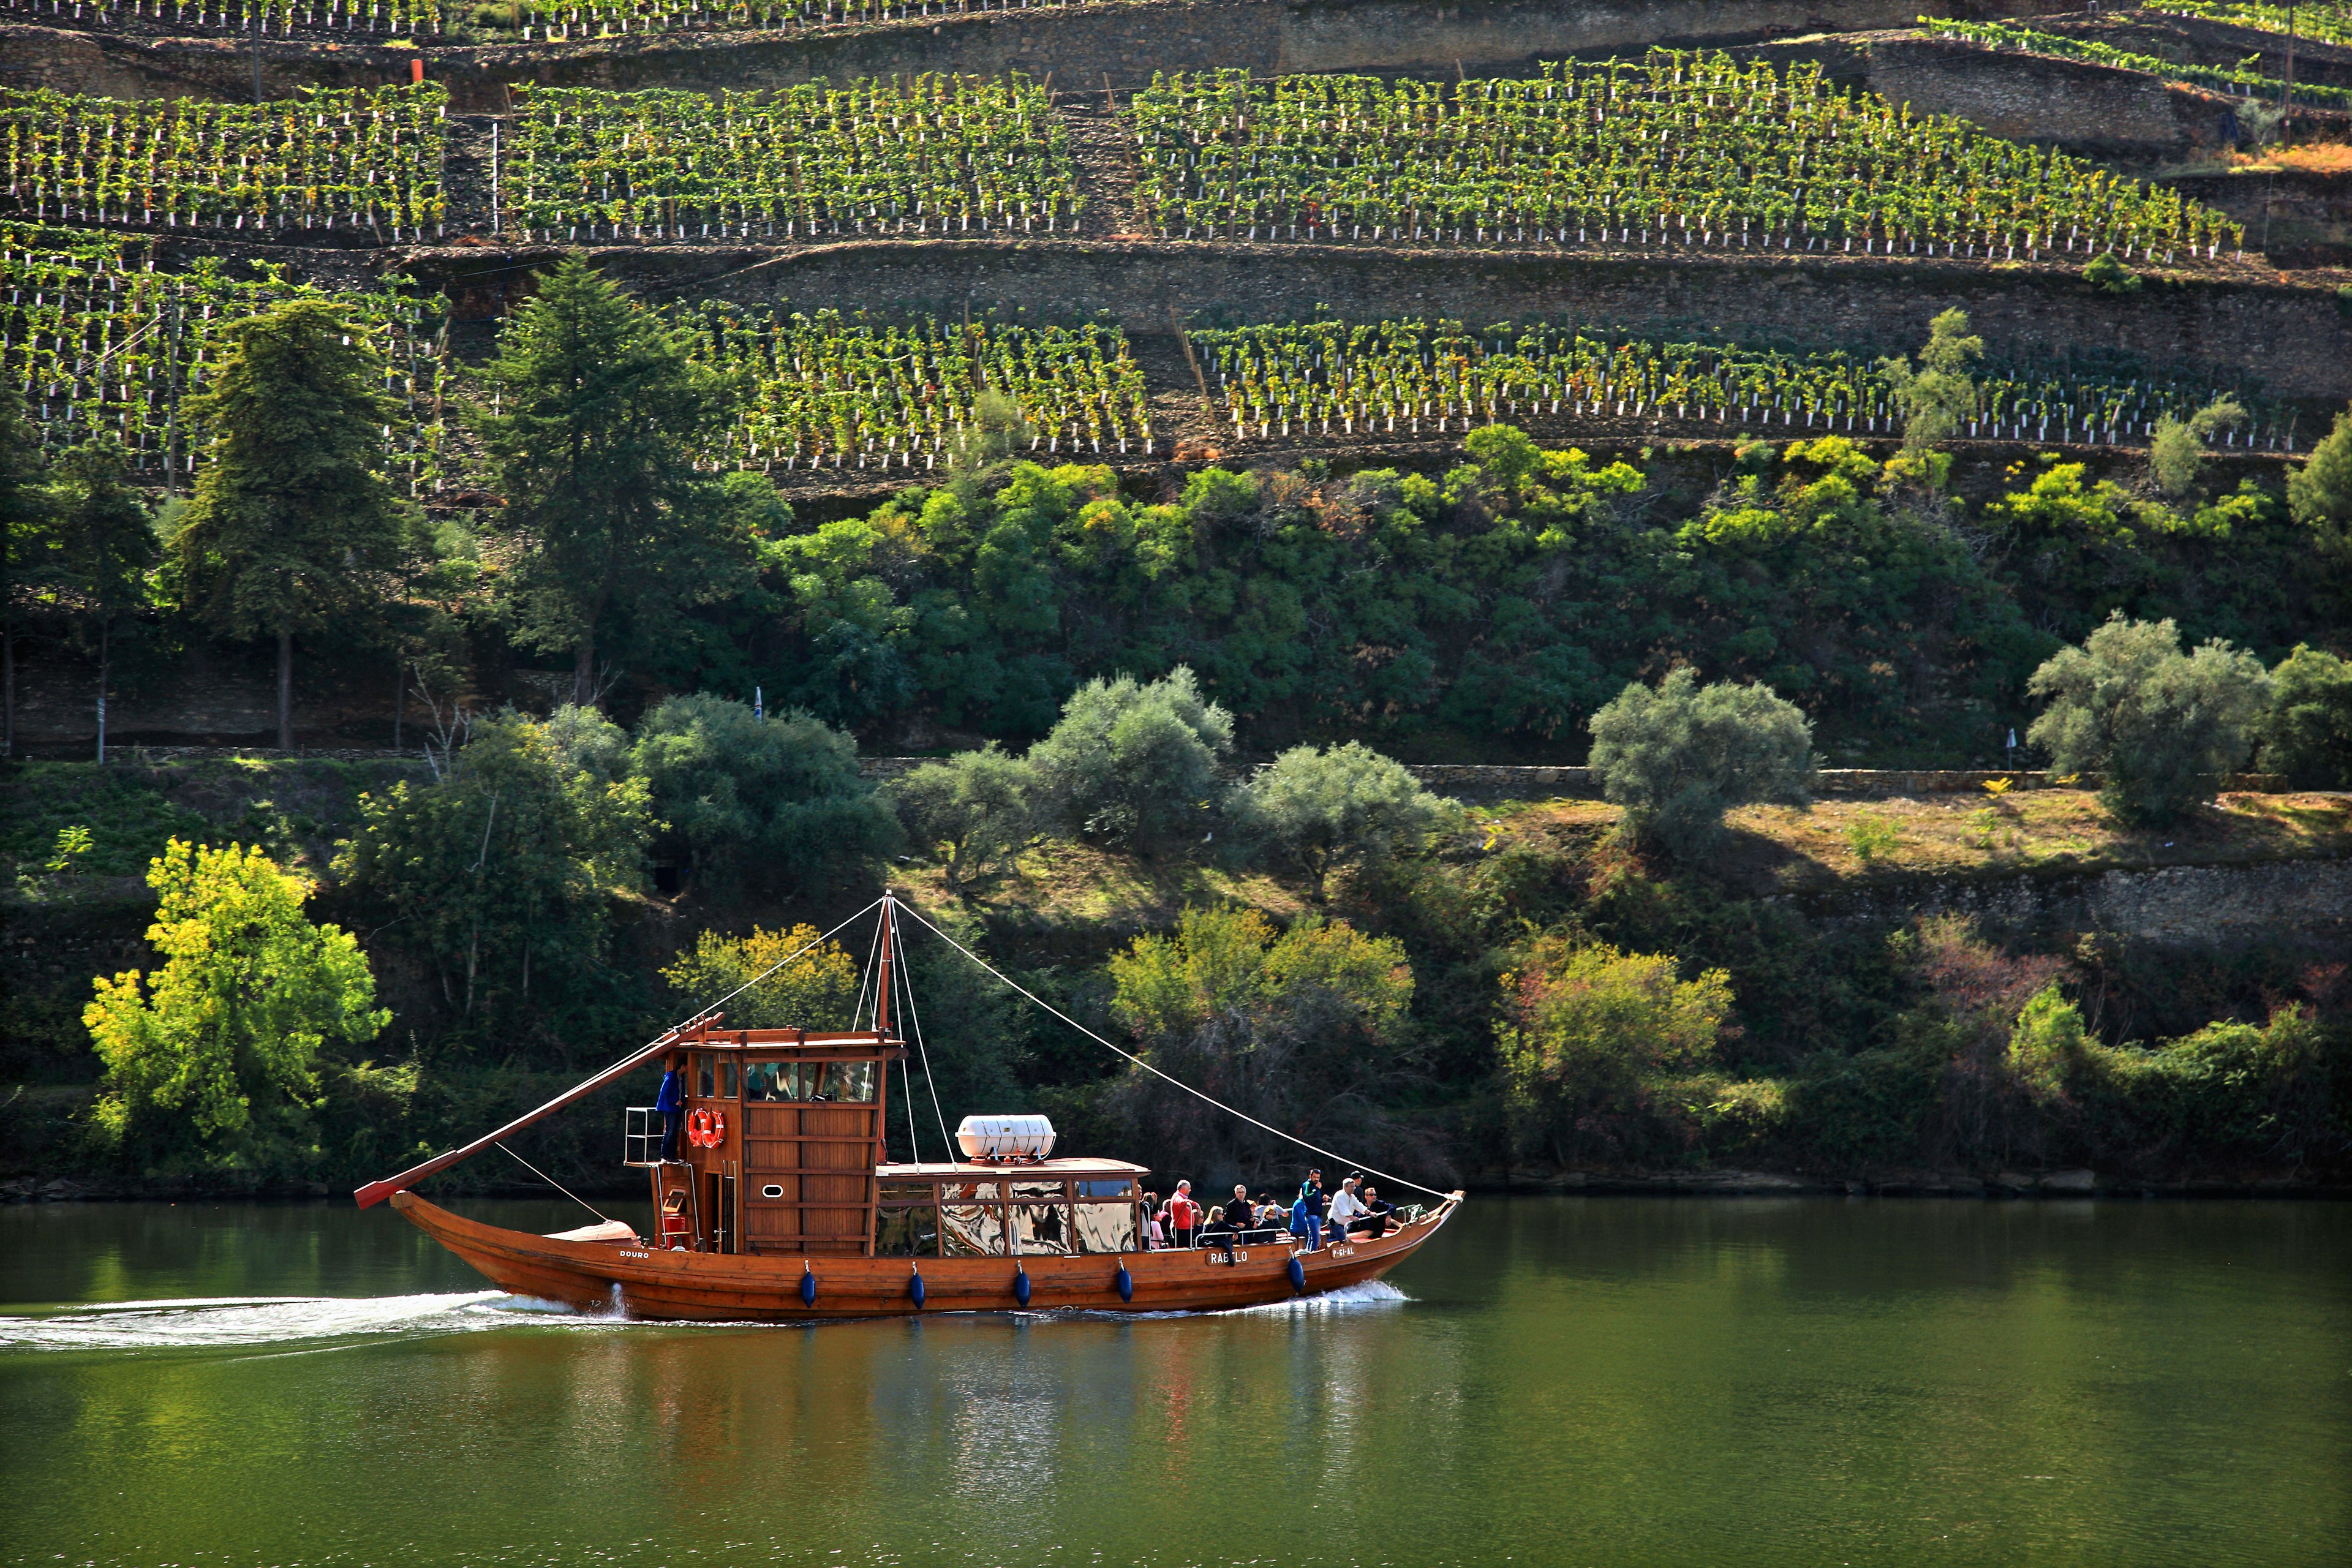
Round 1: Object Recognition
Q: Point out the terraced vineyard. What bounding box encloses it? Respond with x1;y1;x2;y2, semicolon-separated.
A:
1126;55;2247;260
0;224;451;484
1926;20;2352;110
686;306;1152;468
2141;1;2352;47
1191;318;2294;449
0;0;1118;40
0;83;448;238
506;75;1077;241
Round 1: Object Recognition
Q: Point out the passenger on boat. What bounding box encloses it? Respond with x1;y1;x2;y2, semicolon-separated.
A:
1297;1170;1325;1251
1329;1177;1367;1235
1166;1181;1202;1250
743;1063;775;1102
1230;1184;1256;1239
1289;1191;1314;1251
1201;1204;1240;1262
655;1056;685;1161
1357;1185;1394;1238
1142;1192;1166;1250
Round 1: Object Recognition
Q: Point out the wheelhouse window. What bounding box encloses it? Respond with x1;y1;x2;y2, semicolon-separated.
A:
815;1060;876;1102
1010;1181;1072;1256
745;1061;805;1102
696;1055;715;1098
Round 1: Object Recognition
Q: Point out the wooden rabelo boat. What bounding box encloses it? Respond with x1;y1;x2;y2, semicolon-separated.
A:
360;896;1462;1321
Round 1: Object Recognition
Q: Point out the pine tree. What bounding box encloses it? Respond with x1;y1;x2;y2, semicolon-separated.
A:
473;258;754;707
173;300;409;751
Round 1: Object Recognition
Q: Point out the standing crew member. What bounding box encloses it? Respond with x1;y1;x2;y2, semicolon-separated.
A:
655;1055;686;1161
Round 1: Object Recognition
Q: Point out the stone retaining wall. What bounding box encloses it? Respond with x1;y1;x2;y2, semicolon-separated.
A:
429;242;2352;402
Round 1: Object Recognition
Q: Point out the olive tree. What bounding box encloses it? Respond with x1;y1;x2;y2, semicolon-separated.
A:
2026;612;2273;826
890;744;1038;886
2149;395;2247;500
1586;668;1817;858
2289;405;2352;551
1246;741;1456;900
1029;665;1235;851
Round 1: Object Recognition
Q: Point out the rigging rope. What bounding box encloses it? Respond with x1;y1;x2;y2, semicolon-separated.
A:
494;1140;616;1228
890;914;955;1163
685;895;885;1032
892;899;1455;1202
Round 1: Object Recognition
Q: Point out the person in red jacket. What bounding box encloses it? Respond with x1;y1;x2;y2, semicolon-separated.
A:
1164;1180;1202;1249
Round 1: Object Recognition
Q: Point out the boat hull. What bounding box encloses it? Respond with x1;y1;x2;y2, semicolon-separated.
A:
391;1191;1457;1320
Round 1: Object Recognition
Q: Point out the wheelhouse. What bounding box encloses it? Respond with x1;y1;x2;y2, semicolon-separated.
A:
630;1023;907;1257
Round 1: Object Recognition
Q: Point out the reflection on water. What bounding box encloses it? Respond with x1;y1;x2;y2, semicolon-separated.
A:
1;1196;2346;1566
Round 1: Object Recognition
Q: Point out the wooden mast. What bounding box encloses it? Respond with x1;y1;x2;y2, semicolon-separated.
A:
875;891;895;1041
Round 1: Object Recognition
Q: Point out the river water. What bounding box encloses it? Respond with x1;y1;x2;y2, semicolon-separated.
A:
1;1196;2345;1567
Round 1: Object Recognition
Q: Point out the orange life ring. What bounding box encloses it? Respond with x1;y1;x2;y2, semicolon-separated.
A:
707;1109;726;1144
688;1107;714;1148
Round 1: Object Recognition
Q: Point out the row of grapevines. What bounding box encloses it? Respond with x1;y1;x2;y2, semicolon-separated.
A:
1189;318;2296;450
0;0;1088;42
0;222;452;488
0;0;441;34
2140;1;2352;47
679;305;1150;469
0;84;448;239
1924;18;2352;109
1127;53;2245;260
507;77;1077;241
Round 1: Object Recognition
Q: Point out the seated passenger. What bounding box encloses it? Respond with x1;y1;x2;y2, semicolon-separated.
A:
1328;1177;1368;1237
744;1063;773;1102
1200;1204;1240;1262
1358;1185;1395;1238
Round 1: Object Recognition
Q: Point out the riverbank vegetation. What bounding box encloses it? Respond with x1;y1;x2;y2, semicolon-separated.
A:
4;269;2351;1200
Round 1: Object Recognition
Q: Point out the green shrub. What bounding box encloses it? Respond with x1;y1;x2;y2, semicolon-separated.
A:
2288;404;2352;549
2254;644;2352;789
1844;811;1901;864
2084;252;2142;294
1028;665;1234;850
1586;667;1817;858
628;693;899;895
1499;933;1734;1166
2026;612;2272;826
1246;741;1456;900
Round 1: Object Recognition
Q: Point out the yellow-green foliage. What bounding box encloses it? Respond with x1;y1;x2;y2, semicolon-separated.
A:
1501;935;1744;1161
661;924;862;1031
1110;905;1412;1043
85;839;387;1161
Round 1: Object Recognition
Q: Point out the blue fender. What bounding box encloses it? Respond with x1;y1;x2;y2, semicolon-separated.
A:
1287;1254;1306;1294
908;1270;925;1310
1114;1262;1134;1303
799;1267;817;1308
1013;1267;1031;1308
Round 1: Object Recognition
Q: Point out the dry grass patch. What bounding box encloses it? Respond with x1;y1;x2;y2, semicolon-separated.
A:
900;835;1303;941
1478;789;2351;892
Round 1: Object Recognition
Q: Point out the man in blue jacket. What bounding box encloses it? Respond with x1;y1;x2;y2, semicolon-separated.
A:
655;1056;685;1162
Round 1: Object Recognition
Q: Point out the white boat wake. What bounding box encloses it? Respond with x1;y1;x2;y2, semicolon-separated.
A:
0;1289;567;1351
